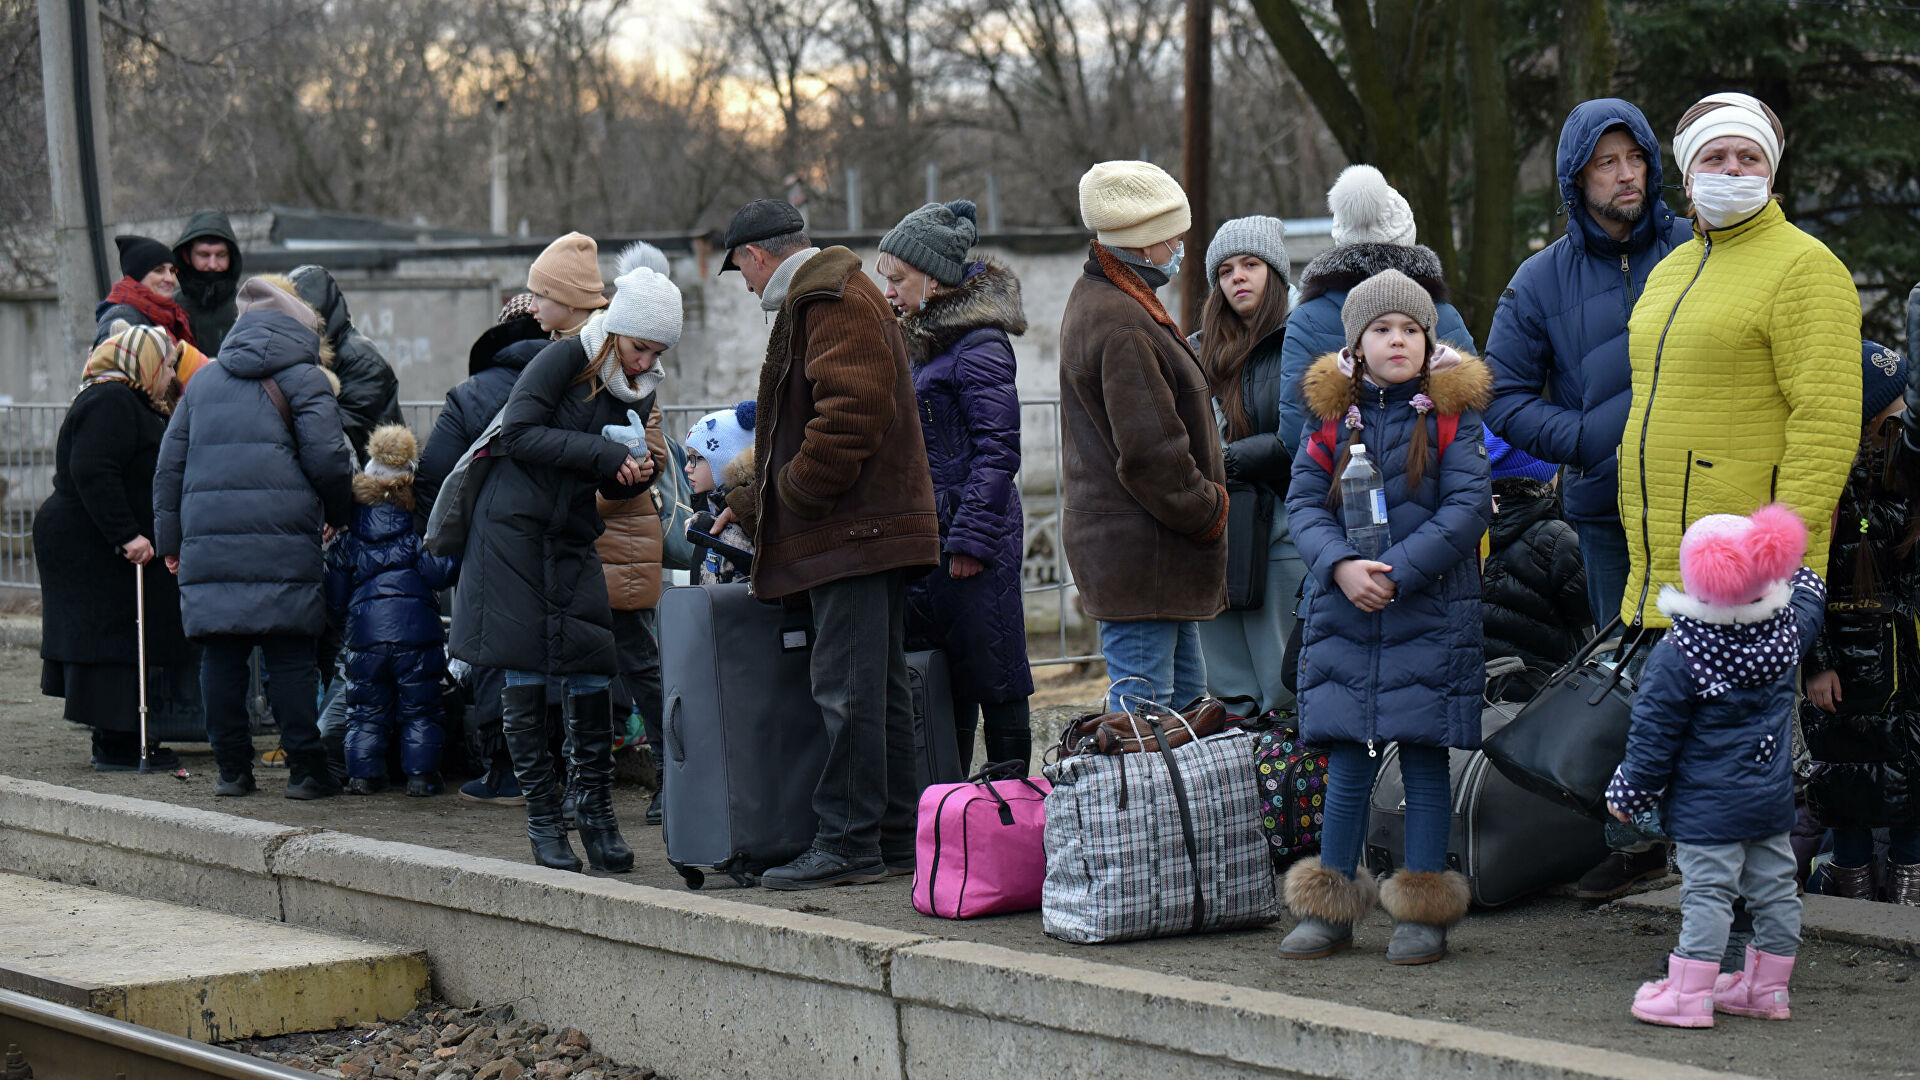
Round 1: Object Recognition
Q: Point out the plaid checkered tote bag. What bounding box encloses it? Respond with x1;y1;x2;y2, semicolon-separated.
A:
1041;693;1279;944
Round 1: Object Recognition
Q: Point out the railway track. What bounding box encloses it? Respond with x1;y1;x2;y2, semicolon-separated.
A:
0;988;318;1079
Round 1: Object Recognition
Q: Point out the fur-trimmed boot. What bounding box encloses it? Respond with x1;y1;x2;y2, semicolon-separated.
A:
1379;869;1470;965
1276;857;1378;959
1712;945;1794;1020
1632;953;1719;1028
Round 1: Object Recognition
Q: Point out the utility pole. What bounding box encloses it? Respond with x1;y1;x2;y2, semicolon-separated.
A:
489;96;509;236
38;0;114;362
1179;0;1212;334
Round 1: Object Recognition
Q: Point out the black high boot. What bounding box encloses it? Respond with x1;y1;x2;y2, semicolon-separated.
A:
502;684;581;872
566;689;634;873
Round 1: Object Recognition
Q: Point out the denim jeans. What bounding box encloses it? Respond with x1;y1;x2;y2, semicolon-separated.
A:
1318;741;1453;879
1833;824;1920;866
1575;518;1630;629
1675;833;1801;961
504;670;609;695
202;635;319;777
807;569;918;860
1098;620;1205;712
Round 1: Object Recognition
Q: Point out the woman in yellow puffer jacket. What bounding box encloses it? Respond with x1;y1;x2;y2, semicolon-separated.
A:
1617;92;1860;628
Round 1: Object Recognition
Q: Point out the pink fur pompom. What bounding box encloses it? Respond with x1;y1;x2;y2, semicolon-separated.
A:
1743;503;1809;585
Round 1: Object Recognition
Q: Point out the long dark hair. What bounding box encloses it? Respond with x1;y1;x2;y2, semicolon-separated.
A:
1196;264;1289;442
1324;337;1436;507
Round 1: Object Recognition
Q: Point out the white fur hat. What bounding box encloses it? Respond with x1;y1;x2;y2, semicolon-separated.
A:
602;266;682;348
1328;165;1417;247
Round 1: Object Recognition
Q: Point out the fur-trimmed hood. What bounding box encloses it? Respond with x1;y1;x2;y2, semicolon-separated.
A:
1299;346;1491;422
1296;242;1451;305
354;470;414;510
898;259;1027;364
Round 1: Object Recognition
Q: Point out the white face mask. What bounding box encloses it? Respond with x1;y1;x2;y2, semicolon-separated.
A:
1153;241;1184;277
1690;171;1771;229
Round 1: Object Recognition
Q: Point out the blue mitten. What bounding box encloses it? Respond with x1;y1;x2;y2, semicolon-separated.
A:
601;408;645;449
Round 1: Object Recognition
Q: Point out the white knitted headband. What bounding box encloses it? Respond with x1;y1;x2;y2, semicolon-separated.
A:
1674;93;1782;175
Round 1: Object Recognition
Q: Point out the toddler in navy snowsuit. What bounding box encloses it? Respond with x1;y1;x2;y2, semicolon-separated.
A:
326;424;459;795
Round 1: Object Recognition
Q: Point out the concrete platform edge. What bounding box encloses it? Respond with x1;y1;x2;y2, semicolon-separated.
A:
0;774;1765;1080
1611;885;1920;959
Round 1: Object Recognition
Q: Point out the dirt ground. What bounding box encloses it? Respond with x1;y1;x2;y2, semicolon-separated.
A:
1;643;1915;1079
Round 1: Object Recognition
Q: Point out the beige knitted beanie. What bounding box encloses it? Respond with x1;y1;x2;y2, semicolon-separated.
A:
527;232;609;311
1077;161;1191;249
1341;269;1438;354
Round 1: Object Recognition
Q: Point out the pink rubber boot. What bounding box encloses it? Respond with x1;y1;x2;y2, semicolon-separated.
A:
1631;953;1719;1028
1712;945;1794;1020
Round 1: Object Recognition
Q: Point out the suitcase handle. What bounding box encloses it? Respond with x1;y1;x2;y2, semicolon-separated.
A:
664;690;685;764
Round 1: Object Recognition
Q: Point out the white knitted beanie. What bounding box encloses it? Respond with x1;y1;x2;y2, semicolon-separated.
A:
1327;165;1417;247
1673;92;1783;174
602;266;683;347
1078;161;1191;248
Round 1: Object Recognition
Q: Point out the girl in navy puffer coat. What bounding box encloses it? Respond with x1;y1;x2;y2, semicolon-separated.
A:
326;425;458;795
1605;505;1824;1029
1277;270;1491;967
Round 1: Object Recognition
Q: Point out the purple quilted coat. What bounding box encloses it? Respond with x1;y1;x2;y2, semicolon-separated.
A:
902;260;1036;705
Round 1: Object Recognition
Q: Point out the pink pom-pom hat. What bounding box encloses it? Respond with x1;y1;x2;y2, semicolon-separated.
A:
1677;503;1808;608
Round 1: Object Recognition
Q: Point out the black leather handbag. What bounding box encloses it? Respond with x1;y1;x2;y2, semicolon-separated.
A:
1482;617;1653;822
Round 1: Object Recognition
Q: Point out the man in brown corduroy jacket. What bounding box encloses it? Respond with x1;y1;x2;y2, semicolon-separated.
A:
718;198;940;890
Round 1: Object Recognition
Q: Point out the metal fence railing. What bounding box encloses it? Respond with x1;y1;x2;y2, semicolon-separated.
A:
2;398;1094;668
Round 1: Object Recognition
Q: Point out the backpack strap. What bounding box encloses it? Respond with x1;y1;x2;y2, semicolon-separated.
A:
260;376;298;451
1436;411;1459;457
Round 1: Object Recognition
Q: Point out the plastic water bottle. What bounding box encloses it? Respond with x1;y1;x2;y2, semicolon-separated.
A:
1340;443;1390;559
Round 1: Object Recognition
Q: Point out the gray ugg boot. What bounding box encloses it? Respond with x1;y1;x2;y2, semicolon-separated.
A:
1380;869;1471;965
1276;857;1378;959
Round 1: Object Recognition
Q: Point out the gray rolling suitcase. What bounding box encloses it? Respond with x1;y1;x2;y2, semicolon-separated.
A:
906;649;963;789
660;583;826;889
1364;700;1610;907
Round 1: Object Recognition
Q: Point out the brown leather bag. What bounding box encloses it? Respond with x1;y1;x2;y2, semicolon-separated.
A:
1055;698;1232;759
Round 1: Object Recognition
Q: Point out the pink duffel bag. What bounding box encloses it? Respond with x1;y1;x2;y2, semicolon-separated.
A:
912;763;1052;919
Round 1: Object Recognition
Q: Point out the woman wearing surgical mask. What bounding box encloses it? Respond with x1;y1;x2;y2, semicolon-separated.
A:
1615;92;1862;633
875;200;1036;772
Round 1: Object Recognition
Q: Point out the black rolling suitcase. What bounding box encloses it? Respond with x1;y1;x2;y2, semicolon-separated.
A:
906;649;963;789
1364;695;1610;907
659;583;826;889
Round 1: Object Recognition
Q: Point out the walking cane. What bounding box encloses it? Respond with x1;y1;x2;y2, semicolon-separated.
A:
136;562;150;774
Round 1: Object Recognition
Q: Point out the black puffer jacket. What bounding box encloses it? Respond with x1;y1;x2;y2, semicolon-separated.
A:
152;310;355;639
1803;435;1920;829
1480;478;1590;669
447;336;649;675
1189;323;1291;609
414;316;546;534
289;265;402;459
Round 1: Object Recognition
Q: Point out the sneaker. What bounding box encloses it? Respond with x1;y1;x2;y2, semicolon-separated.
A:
760;847;888;891
405;773;443;798
458;768;525;807
214;772;257;797
259;748;289;769
1575;846;1670;900
285;774;342;800
344;776;387;795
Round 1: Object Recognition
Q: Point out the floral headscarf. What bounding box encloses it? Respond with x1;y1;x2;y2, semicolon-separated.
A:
81;323;178;412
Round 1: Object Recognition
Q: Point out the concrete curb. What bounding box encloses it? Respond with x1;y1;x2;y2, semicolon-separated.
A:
0;774;1764;1080
1612;884;1920;959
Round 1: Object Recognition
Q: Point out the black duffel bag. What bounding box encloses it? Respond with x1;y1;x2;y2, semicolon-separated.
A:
1482;616;1653;822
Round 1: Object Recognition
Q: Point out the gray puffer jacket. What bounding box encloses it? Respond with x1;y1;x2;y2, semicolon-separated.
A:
153;310;354;639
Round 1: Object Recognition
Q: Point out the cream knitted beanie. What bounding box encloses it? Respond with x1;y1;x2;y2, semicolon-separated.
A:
527;231;608;311
603;266;683;347
1078;161;1191;249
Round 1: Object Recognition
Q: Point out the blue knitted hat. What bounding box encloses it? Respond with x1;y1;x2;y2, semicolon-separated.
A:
1862;341;1906;421
1485;430;1559;483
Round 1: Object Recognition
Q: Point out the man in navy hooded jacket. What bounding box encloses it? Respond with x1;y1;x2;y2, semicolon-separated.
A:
1484;99;1693;900
1485;99;1693;631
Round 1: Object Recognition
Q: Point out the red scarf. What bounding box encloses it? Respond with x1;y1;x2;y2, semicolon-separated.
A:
104;277;196;348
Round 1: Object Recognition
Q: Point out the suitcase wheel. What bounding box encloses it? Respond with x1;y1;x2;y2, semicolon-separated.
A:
679;867;705;890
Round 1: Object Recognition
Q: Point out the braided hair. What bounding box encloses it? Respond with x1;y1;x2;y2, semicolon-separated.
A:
1324;339;1437;507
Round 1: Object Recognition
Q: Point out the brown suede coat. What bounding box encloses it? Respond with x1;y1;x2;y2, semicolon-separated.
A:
595;402;671;611
1059;245;1228;622
750;246;939;599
